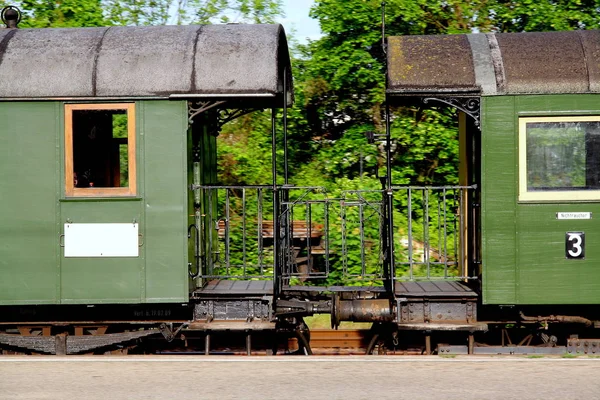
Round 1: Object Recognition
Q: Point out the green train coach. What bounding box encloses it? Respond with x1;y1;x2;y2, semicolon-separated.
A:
384;30;600;354
0;9;296;354
387;31;600;306
2;4;600;355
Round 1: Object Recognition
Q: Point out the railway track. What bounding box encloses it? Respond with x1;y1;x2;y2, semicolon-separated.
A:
299;329;370;355
308;329;369;351
305;329;429;355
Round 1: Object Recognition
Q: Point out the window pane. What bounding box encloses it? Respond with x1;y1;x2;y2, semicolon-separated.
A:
526;121;600;192
72;109;128;188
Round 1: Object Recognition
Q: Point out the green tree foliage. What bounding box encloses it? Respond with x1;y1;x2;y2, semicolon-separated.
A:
489;0;600;32
390;109;460;185
105;0;172;25
296;0;600;187
185;0;283;24
5;0;283;27
218;112;276;186
14;0;108;27
294;126;379;185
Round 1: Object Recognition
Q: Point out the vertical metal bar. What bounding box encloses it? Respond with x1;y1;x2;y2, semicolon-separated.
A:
258;189;264;276
472;187;479;278
443;188;448;279
205;333;210;356
341;200;348;275
424;188;430;279
288;194;296;277
407;188;413;281
281;68;289;280
468;334;474;355
324;199;330;277
242;188;247;277
360;203;366;276
246;331;252;356
193;149;202;279
453;189;459;276
381;1;386;54
271;108;281;300
437;197;442;275
207;189;214;275
283;67;289;185
225;189;231;276
380;197;385;278
384;102;395;295
279;70;290;281
307;203;313;276
460;188;466;278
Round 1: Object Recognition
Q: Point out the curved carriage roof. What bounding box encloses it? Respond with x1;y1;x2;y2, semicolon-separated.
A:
387;30;600;98
0;24;292;104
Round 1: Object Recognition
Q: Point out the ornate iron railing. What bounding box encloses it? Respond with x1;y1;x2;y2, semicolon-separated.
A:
191;184;479;284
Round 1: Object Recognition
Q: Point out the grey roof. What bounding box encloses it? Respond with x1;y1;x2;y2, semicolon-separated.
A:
387;30;600;97
0;24;292;104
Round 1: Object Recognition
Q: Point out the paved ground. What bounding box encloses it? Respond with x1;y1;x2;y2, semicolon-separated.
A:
1;356;599;399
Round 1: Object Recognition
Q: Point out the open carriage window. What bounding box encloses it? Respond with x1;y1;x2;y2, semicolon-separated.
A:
519;116;600;202
65;104;136;197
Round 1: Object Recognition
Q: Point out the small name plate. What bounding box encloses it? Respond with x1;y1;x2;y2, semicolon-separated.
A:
556;212;592;220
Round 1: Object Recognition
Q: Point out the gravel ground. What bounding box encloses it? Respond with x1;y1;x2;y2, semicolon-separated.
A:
1;356;599;400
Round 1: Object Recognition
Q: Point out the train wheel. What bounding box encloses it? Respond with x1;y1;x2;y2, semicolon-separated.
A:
365;323;397;355
295;320;312;355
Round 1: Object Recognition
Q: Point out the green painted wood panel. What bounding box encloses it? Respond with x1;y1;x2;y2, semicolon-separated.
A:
142;101;188;302
59;200;144;303
59;100;189;304
1;100;190;306
515;95;600;304
516;204;600;303
0;102;60;304
481;96;518;304
483;94;600;304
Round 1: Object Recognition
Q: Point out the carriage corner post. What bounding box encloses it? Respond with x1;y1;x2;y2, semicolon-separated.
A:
2;18;600;357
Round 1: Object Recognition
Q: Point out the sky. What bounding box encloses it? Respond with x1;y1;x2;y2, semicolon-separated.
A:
279;0;322;44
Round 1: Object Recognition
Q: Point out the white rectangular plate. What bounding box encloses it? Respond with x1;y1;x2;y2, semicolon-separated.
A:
64;223;139;257
556;212;592;220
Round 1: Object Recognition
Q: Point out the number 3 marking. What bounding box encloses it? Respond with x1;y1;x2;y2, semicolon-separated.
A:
567;233;583;257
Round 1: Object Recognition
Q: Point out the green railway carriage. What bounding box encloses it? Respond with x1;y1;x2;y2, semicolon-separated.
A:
387;30;600;306
4;7;600;356
0;24;292;307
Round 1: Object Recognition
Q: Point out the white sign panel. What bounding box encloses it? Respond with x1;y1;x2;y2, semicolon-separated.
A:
556;212;592;220
64;223;139;257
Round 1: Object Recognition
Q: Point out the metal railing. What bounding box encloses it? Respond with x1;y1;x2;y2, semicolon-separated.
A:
194;185;274;279
390;185;477;281
191;184;479;284
193;185;330;280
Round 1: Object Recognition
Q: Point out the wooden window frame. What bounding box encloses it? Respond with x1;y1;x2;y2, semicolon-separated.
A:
519;115;600;202
65;103;136;197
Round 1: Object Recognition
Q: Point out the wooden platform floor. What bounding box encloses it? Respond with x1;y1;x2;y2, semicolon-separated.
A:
194;279;477;298
194;280;273;296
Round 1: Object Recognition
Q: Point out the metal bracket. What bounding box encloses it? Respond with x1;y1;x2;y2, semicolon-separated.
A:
188;100;226;124
159;323;187;342
188;101;262;135
422;97;481;129
219;108;259;127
